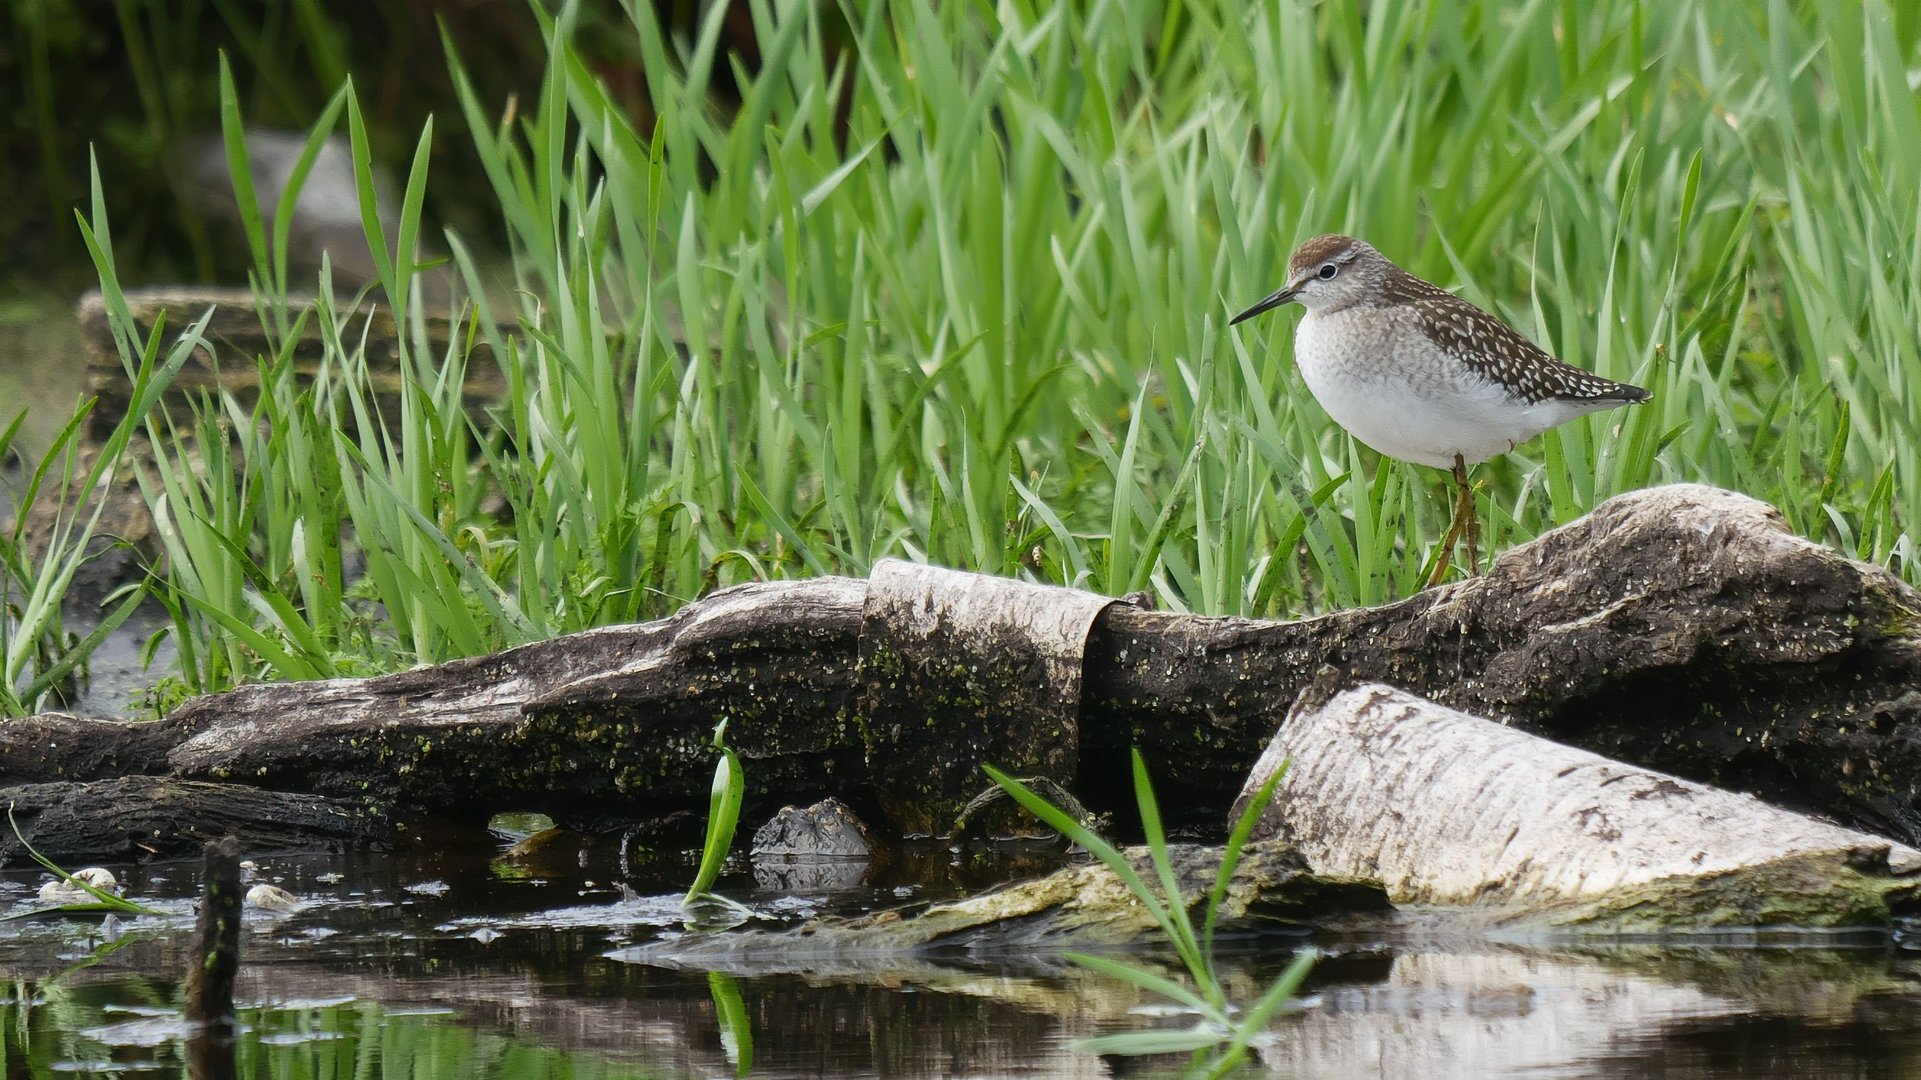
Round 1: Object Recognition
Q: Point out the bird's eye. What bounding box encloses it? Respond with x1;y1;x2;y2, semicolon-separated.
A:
1317;263;1339;281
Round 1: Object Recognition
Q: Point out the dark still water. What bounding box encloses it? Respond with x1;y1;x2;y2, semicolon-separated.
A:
2;833;1918;1079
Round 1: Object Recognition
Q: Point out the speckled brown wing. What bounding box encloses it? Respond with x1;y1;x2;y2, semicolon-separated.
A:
1379;271;1651;405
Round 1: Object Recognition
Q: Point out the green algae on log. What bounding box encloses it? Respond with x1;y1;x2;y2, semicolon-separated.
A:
856;560;1116;836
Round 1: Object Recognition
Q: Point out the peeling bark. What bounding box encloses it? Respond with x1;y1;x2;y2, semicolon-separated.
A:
857;561;1115;833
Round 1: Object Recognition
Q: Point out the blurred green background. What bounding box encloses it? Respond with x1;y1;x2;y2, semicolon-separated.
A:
0;0;756;292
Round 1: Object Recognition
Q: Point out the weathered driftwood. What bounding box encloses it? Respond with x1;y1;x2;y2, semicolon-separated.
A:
186;578;871;811
1084;485;1921;843
6;484;1921;858
1239;684;1921;928
17;290;511;608
0;778;391;863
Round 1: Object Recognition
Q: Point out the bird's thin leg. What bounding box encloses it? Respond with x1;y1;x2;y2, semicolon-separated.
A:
1455;454;1479;577
1426;455;1478;588
1426;471;1466;588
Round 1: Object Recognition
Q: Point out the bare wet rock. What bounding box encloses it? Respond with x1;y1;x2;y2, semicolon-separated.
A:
749;797;880;893
751;798;876;858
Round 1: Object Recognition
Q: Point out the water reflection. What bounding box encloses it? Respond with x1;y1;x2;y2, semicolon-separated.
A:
0;843;1917;1078
0;986;628;1078
1266;931;1921;1078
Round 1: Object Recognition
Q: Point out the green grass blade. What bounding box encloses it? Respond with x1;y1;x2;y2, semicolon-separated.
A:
684;720;746;907
1066;951;1223;1021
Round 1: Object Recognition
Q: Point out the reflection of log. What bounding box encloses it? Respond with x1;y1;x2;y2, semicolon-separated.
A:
623;841;1386;972
1269;941;1913;1078
12;904;1900;1076
6;485;1921;860
1241;685;1921;928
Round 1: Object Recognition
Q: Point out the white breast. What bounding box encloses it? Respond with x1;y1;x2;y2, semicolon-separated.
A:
1292;308;1589;468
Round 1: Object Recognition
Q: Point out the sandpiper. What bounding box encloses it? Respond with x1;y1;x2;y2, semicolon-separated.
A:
1231;234;1651;584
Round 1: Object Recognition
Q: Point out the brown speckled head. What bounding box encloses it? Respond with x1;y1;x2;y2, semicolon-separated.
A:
1231;234;1393;324
1285;234;1373;281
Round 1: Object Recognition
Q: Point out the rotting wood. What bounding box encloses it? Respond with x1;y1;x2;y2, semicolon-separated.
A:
5;484;1921;855
1238;683;1921;929
185;836;242;1080
0;778;393;863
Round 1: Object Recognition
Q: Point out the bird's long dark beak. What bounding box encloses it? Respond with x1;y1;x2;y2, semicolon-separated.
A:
1229;284;1298;325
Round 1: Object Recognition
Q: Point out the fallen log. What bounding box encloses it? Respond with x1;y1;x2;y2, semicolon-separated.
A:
0;778;393;863
856;562;1114;834
178;578;873;812
1239;684;1921;929
1083;485;1921;842
75;288;505;444
5;484;1921;856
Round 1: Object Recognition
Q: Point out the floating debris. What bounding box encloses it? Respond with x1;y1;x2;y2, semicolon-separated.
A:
38;868;119;905
245;884;302;913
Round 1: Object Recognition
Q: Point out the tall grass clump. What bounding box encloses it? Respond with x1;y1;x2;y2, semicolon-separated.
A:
40;0;1921;698
0;157;198;713
989;752;1313;1074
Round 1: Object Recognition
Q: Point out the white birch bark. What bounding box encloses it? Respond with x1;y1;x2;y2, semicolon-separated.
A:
1243;684;1921;925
